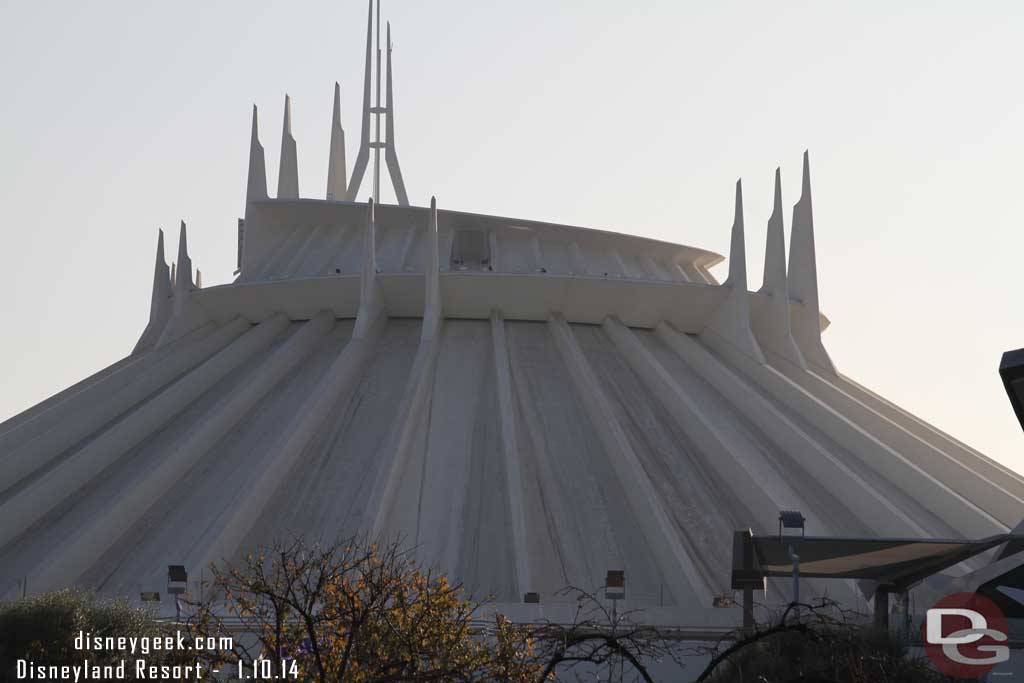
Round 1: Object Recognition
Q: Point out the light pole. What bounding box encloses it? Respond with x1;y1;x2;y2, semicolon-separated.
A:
605;570;625;622
778;511;806;606
167;565;187;622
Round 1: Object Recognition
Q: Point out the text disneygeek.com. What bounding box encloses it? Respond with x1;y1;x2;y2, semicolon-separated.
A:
13;630;299;680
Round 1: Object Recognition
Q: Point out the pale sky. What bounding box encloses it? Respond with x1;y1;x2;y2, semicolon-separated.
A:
1;1;1022;473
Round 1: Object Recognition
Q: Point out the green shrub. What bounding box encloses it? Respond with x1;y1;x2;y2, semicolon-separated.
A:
0;589;189;683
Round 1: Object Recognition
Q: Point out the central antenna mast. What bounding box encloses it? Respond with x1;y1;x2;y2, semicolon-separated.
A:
346;0;409;205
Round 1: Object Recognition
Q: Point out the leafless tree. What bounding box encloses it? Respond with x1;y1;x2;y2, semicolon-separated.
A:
692;597;952;683
526;587;689;683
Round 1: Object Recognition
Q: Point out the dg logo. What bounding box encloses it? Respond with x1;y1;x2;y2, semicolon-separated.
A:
924;592;1009;678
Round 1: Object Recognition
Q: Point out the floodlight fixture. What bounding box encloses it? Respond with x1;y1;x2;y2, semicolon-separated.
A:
167;565;188;622
605;570;625;601
712;594;733;608
778;510;806;538
167;565;187;595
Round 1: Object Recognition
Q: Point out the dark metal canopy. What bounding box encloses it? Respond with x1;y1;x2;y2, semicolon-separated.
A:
732;530;1014;593
1000;347;1024;435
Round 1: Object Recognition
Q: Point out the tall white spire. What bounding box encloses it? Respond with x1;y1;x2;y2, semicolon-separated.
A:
760;169;787;297
246;105;268;203
699;180;766;363
326;83;347;200
153;228;170;297
345;0;408;205
346;0;375;201
154;221;203;348
750;169;807;369
788;151;836;374
174;220;194;295
277;95;299;199
133;229;173;353
724;180;748;290
384;22;409;205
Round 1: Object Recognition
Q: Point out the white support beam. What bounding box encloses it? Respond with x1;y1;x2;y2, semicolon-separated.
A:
256;226;309;280
279;224;324;278
505;325;592;589
679;262;708;284
834;373;1024;501
31;312;335;591
601;316;819;536
0;315;290;549
193;315;385;572
354;199;386;339
397;224;417;272
307;225;352;276
193;202;390;570
0;319;246;492
698;328;1006;537
605;317;867;607
421;198;442;340
369;331;442;538
531;235;544;272
490;311;532;595
609;249;628;277
640;254;667;281
440;229;454;272
547;313;713;606
0;323;216;453
671;262;692;283
0;354;139;438
488;232;499;271
568;242;586;275
771;355;1024;528
651;320;927;537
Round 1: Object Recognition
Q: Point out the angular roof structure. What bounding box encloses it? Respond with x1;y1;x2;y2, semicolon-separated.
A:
2;1;1022;628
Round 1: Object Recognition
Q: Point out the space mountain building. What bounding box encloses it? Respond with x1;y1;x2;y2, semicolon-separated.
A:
2;2;1023;630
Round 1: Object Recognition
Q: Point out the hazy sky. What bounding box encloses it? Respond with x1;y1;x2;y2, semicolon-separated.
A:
1;1;1022;472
